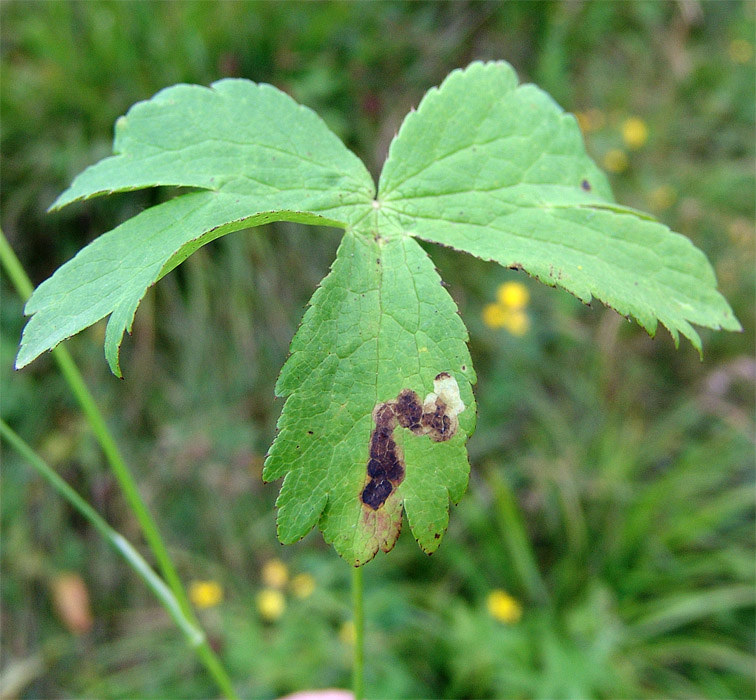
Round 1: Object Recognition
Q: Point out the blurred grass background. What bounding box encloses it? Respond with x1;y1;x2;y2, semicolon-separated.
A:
1;1;754;698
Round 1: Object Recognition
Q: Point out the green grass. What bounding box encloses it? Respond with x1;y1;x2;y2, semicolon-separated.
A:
1;2;753;698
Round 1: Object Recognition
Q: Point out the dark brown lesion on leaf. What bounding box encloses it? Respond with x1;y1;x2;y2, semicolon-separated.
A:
361;404;404;510
395;390;422;431
360;372;464;511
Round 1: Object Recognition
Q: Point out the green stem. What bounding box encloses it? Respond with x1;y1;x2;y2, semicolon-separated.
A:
0;229;34;298
0;228;238;700
352;565;365;700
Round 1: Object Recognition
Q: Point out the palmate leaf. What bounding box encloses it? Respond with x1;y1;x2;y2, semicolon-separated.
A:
378;62;741;349
16;61;739;565
16;78;374;376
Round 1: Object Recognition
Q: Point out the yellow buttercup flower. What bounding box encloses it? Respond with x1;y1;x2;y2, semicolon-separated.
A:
189;580;224;609
482;302;509;329
483;281;531;335
487;589;522;624
603;148;628;173
261;559;289;589
290;572;316;599
621;117;648;150
256;588;286;621
496;281;529;309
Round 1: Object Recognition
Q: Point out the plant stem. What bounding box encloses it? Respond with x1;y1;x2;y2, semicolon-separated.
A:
352;565;365;700
0;228;238;700
0;228;33;298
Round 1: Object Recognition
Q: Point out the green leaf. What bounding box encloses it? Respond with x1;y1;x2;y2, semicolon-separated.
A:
378;61;741;351
51;79;373;220
17;78;374;375
263;230;476;566
16;63;740;564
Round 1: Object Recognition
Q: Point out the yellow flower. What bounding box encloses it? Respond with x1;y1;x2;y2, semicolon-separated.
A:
621;117;648;150
487;589;522;624
496;281;529;309
339;620;355;645
290;572;316;599
603;148;628;173
729;38;753;64
189;580;224;609
482;302;509;329
261;559;289;589
648;184;676;211
256;588;286;621
483;282;531;336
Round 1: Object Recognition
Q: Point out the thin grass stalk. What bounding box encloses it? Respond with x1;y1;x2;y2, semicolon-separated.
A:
0;228;239;700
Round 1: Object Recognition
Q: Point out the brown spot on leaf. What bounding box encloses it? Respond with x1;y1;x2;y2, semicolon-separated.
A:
360;374;465;510
360;401;403;510
420;400;452;439
395;390;423;430
361;479;393;509
581;179;591;191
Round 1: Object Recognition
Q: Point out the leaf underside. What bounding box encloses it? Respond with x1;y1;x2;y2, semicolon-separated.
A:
17;61;740;564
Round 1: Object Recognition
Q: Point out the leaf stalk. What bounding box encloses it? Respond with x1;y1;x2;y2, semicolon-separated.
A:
352;565;365;700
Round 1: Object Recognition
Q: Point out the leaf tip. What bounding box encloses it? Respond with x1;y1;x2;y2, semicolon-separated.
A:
104;335;128;378
14;326;49;371
47;194;67;213
13;351;29;372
